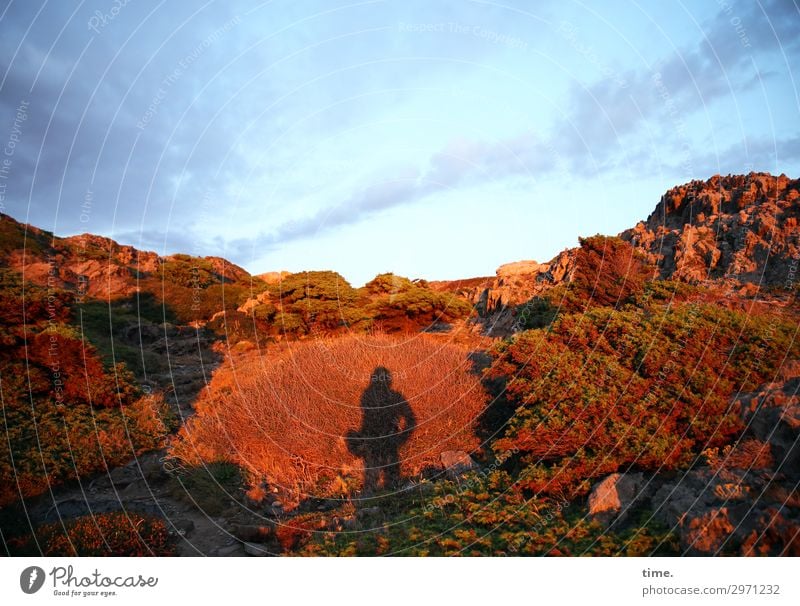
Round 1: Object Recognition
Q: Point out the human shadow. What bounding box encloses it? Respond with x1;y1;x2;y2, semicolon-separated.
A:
346;367;416;494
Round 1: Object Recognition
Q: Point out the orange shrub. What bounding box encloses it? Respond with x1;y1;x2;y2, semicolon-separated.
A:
171;334;489;500
12;512;174;556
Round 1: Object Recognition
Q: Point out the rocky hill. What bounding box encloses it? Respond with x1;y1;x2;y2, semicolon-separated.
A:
2;172;799;557
0;214;250;300
442;173;799;325
4;172;796;321
623;173;800;284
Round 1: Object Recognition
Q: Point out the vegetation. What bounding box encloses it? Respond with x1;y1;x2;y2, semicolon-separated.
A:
299;471;679;556
366;275;472;332
3;211;798;557
488;301;800;497
167;462;243;516
8;512;174;556
137;255;259;324
222;271;474;342
170;334;489;502
570;235;654;308
0;269;171;506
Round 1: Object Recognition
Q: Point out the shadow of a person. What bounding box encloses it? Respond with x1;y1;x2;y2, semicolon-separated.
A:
346;367;416;494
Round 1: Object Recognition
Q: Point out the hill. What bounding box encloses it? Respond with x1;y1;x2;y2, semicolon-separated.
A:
1;172;799;556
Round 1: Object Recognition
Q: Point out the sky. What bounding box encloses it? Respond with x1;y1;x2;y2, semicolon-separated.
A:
0;0;798;285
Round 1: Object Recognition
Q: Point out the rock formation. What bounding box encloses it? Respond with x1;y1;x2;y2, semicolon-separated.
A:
445;173;799;326
0;213;250;300
622;172;800;285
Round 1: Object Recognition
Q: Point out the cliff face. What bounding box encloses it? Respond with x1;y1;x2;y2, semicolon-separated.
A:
466;252;576;314
622;172;800;285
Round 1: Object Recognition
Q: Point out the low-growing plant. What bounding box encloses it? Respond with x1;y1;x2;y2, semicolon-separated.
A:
171;334;489;501
9;512;174;556
488;302;800;496
298;471;679;556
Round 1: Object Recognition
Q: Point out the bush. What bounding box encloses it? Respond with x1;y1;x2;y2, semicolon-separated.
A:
300;471;678;556
0;270;174;506
488;302;800;496
368;285;472;332
10;512;174;556
171;334;489;501
0;392;171;506
570;235;654;309
512;297;559;331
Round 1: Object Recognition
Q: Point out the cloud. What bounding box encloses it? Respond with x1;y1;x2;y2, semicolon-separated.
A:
549;0;800;176
689;135;800;176
2;0;797;273
257;165;421;246
251;131;565;250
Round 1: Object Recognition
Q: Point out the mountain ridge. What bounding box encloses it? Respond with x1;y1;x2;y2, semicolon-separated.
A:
2;171;798;318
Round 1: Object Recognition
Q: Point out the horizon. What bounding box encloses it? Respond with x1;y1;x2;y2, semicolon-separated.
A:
1;167;796;287
1;1;799;285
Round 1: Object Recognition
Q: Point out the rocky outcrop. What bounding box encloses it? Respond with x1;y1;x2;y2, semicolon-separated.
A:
737;361;800;470
440;450;479;479
449;249;576;320
587;472;646;524
452;173;800;331
0;213;252;300
256;271;291;284
623;173;800;285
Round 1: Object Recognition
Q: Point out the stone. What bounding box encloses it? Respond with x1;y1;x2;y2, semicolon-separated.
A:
440;451;478;479
172;519;195;536
587;472;645;524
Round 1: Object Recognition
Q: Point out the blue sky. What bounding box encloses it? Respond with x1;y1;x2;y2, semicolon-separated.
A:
1;0;798;285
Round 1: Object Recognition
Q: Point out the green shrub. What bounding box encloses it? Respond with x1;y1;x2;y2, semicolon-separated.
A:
300;471;678;556
570;235;654;310
489;302;799;496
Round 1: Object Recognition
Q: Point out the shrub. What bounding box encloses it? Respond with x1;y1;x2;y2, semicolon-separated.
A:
299;471;678;556
0;391;171;506
570;235;654;309
512;297;559;331
368;286;472;332
171;334;489;501
11;512;174;556
489;302;800;496
363;273;414;295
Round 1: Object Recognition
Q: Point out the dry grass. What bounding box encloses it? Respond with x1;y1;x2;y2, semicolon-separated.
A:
171;334;489;501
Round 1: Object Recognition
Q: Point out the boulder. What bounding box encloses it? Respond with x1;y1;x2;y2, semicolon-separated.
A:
231;523;275;542
587;472;645;524
440;451;478;479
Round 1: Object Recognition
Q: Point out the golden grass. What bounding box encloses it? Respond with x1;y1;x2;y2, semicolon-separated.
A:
171;333;488;501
